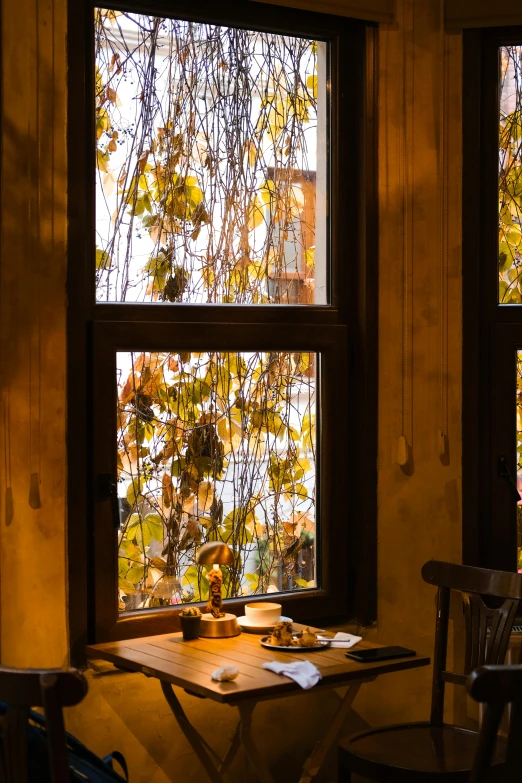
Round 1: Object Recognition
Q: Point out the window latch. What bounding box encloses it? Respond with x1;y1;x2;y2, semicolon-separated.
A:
98;473;121;528
498;456;521;502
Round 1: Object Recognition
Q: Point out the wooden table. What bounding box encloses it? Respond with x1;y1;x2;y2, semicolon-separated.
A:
87;628;429;783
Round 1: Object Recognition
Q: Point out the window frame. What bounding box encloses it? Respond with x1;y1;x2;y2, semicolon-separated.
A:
462;26;522;572
67;0;378;661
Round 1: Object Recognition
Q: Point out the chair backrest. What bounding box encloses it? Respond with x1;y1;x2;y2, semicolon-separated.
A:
467;664;522;783
421;560;522;726
0;666;87;783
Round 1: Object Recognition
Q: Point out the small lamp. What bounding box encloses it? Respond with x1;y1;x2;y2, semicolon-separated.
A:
196;542;240;638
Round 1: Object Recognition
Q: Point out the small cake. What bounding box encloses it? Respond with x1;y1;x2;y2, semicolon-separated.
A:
270;620;293;646
297;627;317;647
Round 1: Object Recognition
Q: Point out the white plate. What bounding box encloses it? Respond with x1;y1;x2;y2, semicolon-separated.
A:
237;615;293;634
260;635;331;652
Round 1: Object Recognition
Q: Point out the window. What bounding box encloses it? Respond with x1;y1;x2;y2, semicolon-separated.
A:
67;0;377;650
463;27;522;572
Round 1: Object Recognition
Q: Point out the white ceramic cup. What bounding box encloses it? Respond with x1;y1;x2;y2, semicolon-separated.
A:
244;602;282;626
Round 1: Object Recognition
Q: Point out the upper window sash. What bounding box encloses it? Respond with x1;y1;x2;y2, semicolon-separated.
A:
94;8;330;306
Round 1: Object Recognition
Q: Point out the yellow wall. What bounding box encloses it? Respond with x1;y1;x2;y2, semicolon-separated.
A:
0;0;462;779
0;0;68;667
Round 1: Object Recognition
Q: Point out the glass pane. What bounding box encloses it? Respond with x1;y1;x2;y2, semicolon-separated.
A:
116;350;317;612
95;9;328;304
499;47;522;303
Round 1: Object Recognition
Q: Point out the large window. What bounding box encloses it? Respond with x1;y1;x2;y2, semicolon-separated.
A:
463;28;522;573
67;0;377;648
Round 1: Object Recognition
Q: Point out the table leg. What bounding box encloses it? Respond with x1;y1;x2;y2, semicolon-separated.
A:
218;718;242;776
160;678;368;783
160;680;224;783
297;683;361;783
237;702;277;783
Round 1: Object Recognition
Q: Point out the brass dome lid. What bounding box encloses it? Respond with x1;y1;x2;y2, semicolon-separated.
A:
195;541;234;565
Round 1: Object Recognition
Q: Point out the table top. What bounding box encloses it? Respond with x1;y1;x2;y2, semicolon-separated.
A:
87;628;430;705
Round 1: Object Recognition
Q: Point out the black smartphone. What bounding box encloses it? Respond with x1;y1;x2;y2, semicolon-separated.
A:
345;646;416;663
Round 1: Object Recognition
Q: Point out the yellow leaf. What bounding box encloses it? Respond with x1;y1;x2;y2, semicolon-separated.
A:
306;74;318;99
507;224;522;248
96;149;110;173
245;141;257;167
500;204;513;226
96;108;110;139
138;150;149;173
197;481;214;511
305;246;315;270
187;185;204;206
260;180;275;205
296;457;312;474
106;9;123;24
182;495;195;513
217;418;229;441
96;247;111;269
247;196;265;231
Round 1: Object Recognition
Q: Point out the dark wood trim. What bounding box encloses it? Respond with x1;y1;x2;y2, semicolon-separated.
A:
96;0;362;38
489;325;522;569
350;24;378;627
67;0;379;661
91;322;349;642
67;0;93;665
93;304;342;325
462;28;485;568
462;26;522;573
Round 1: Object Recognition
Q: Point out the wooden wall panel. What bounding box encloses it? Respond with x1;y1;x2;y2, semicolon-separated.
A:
0;0;68;667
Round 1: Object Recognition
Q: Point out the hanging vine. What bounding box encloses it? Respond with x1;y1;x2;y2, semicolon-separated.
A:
94;9;323;610
95;9;320;305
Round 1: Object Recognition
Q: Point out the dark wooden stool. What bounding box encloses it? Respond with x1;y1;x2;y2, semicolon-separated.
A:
338;560;522;781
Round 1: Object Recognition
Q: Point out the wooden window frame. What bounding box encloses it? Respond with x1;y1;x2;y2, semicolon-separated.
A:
67;0;378;662
462;26;522;572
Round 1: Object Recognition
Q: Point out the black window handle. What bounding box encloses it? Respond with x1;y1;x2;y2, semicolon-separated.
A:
498;456;521;502
98;473;121;528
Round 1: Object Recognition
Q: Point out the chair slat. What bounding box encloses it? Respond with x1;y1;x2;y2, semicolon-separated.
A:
430;585;450;726
41;674;73;783
422;560;522;599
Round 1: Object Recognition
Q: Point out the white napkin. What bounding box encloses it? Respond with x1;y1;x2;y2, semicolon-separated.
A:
262;660;322;689
323;632;362;649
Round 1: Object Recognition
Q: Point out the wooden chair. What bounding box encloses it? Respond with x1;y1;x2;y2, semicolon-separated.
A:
338;560;522;782
0;666;88;783
467;664;522;783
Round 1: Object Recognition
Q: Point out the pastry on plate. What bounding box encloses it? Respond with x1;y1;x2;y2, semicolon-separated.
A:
270;620;293;646
297;627;317;647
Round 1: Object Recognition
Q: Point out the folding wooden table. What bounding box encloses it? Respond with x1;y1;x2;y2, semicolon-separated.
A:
87;627;429;783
